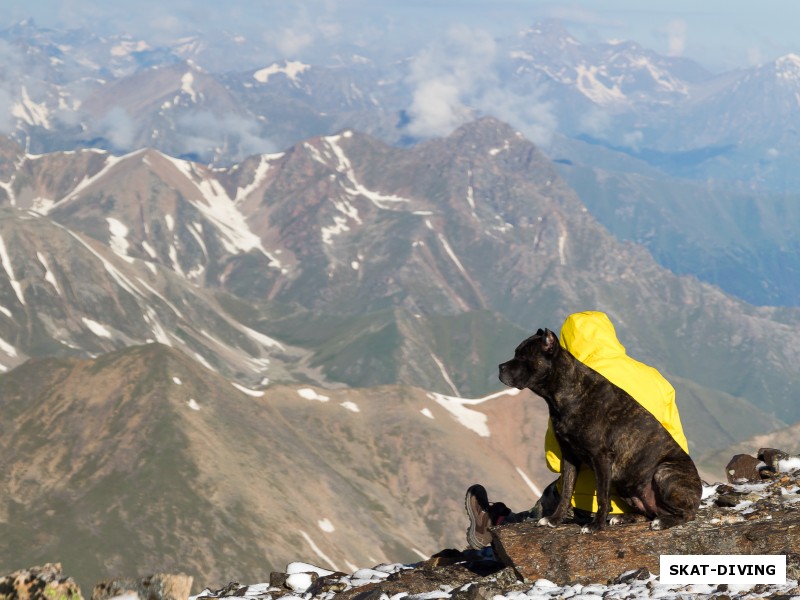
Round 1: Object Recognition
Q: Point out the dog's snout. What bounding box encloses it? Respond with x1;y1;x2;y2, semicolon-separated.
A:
498;360;516;387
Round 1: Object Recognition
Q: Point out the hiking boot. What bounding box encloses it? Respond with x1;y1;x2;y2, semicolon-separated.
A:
465;484;511;549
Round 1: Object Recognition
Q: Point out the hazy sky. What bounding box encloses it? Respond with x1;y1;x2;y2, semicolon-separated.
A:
3;1;799;71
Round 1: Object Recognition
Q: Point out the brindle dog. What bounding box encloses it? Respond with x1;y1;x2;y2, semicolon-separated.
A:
499;328;702;533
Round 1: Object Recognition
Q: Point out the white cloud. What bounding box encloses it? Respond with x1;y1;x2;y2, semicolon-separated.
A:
543;6;625;29
148;14;185;37
405;24;556;145
579;107;612;136
175;111;277;160
274;28;316;57
406;79;468;138
0;39;32;134
405;25;496;138
262;1;343;59
663;19;688;57
0;89;15;134
476;86;556;148
747;46;764;66
623;130;644;149
97;106;137;149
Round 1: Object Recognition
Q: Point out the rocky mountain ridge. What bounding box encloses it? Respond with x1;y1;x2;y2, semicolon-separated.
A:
554;154;800;306
1;118;799;425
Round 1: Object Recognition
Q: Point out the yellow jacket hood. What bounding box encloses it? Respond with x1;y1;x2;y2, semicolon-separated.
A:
559;311;626;363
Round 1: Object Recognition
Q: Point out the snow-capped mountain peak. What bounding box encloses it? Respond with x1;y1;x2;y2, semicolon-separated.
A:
773;53;800;80
253;60;311;84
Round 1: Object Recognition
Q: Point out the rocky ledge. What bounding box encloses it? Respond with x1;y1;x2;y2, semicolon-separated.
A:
4;449;800;600
200;447;800;600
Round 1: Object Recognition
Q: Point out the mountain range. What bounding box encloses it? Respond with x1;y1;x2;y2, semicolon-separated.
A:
5;17;800;184
2;118;799;427
1;14;800;593
4;18;800;307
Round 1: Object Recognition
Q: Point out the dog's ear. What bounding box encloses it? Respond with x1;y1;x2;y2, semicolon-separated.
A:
535;328;545;336
541;328;559;356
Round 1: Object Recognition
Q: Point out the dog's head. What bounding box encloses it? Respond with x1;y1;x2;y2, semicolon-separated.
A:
498;328;560;390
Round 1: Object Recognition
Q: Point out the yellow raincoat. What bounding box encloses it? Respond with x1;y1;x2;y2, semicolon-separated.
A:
544;311;690;514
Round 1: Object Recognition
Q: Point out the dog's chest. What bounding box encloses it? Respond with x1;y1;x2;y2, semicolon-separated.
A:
550;410;603;451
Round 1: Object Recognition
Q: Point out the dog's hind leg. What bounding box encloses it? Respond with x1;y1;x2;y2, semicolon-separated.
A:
609;513;647;526
538;450;579;528
650;460;702;530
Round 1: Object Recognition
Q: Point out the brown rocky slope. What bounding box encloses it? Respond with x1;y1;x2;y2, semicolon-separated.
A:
0;343;554;593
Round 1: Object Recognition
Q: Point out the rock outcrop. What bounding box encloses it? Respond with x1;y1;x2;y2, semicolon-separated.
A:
492;448;800;585
0;568;192;600
249;448;800;600
0;563;83;600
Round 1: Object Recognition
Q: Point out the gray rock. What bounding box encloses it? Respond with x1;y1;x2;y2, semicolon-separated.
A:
613;567;651;584
91;574;192;600
268;573;288;590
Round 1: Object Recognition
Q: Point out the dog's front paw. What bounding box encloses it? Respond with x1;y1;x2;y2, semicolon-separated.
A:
537;516;559;528
650;518;664;530
580;521;605;534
